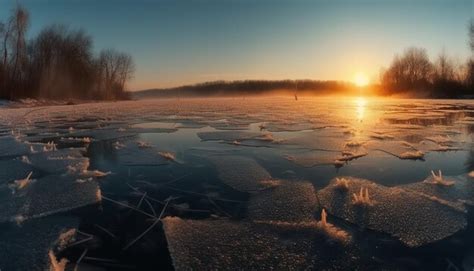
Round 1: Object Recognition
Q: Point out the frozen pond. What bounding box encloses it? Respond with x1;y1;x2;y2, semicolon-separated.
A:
1;97;474;270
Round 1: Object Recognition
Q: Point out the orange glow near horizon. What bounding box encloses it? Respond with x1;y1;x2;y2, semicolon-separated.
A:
353;73;369;87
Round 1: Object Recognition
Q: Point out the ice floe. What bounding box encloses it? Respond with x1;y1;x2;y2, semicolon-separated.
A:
114;141;171;166
0;216;78;271
0;174;101;223
198;131;279;147
318;177;467;247
400;172;474;209
163;217;364;270
247;180;317;222
27;147;89;174
208;156;274;193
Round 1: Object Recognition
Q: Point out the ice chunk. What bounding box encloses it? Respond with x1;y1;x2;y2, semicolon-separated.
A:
162;217;362;270
336;147;369;162
284;147;366;168
0;216;78;271
400;173;474;209
27;148;89;174
398;150;424;160
255;210;351;244
70;128;136;141
21;174;101;220
198;131;276;144
412;140;462;152
265;122;314;132
209;156;274;193
59;136;92;144
248;180;318;222
0;174;101;223
114;141;170;166
318;177;467;247
284;151;340;168
425;135;456;145
369;132;395;140
366;140;423;160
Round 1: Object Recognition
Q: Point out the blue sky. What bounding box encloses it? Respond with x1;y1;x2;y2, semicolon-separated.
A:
0;0;472;90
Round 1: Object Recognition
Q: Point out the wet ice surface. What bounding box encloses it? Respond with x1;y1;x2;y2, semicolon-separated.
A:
1;97;474;270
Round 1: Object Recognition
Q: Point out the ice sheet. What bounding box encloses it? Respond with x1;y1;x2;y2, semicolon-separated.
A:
248;180;318;222
163;217;365;270
318;177;467;247
0;174;101;223
209;156;273;193
0;216;78;271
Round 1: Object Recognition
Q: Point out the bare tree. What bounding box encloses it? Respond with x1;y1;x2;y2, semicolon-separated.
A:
1;19;11;68
470;19;474;54
29;25;96;98
0;18;12;98
382;47;433;91
10;5;29;85
467;20;474;90
0;6;135;100
433;51;455;82
0;21;4;95
97;49;134;99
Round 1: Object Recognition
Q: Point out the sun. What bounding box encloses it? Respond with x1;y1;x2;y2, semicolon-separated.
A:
353;73;369;87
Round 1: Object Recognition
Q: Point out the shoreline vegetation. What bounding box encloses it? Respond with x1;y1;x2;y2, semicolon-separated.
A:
0;5;134;101
0;6;473;101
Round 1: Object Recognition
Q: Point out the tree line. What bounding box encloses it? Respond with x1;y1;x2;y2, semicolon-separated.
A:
380;21;474;98
135;80;359;98
0;5;134;100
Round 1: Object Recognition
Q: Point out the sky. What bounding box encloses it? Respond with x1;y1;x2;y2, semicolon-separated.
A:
0;0;472;90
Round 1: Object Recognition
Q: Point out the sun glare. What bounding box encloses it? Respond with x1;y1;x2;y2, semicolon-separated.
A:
353;73;369;87
355;97;367;121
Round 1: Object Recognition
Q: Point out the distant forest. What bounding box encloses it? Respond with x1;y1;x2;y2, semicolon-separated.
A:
135;80;361;98
0;5;134;100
